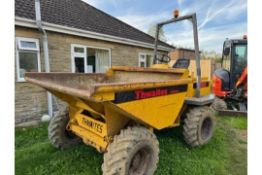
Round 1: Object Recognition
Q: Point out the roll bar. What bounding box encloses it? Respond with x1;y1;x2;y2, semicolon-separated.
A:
153;13;201;97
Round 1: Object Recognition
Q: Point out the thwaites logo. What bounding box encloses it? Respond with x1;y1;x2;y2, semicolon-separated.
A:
82;118;103;133
114;85;187;103
135;89;168;100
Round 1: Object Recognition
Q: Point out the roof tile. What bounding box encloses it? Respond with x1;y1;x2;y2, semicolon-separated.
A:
15;0;173;49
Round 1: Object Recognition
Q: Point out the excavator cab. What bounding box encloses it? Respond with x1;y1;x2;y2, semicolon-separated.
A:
212;36;247;114
222;38;247;89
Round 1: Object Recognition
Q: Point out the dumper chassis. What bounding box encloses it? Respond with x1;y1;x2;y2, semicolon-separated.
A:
26;12;215;175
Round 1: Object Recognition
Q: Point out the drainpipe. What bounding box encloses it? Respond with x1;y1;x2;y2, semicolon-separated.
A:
35;0;53;117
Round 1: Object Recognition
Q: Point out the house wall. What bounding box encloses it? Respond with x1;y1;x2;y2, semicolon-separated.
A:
15;26;167;125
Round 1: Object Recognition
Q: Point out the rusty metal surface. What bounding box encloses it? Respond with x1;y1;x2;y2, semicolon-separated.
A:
112;71;182;83
25;72;109;100
25;67;191;101
111;66;187;73
94;79;191;93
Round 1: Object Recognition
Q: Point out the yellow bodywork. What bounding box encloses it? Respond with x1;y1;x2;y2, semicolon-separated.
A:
25;65;212;152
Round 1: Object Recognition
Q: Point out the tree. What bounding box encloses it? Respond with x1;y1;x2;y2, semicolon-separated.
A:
148;25;167;42
200;50;222;63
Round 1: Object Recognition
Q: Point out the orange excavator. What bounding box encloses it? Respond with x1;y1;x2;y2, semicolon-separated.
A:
212;36;247;115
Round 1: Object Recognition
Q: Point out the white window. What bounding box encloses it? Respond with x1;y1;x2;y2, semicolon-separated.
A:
71;44;111;73
16;37;41;82
71;45;86;73
139;53;153;68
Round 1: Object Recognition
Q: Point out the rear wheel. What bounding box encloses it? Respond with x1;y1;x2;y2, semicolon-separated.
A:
102;126;159;175
183;106;215;147
48;110;81;149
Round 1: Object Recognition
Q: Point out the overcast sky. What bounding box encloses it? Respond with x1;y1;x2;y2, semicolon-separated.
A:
82;0;247;53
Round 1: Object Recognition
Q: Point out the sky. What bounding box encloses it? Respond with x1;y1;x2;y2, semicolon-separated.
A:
82;0;247;53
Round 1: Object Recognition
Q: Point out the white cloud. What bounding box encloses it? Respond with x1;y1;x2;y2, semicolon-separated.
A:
163;0;247;52
198;1;235;30
116;12;170;32
82;0;123;8
82;0;101;7
177;0;185;5
173;0;247;30
165;22;247;52
82;0;247;52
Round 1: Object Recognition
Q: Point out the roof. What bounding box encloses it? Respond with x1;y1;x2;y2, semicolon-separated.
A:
15;0;174;50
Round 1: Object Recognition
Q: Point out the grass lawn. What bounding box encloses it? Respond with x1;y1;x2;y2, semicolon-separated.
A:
15;116;247;175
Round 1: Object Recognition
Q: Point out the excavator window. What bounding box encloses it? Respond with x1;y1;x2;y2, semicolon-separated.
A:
222;47;231;71
232;44;247;84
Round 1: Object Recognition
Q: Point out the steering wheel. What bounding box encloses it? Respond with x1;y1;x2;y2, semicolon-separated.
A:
161;54;171;63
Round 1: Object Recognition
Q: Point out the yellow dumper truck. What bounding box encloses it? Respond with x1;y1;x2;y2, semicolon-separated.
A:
25;12;215;175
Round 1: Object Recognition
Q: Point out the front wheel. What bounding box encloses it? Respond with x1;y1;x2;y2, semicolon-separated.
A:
183;106;215;147
48;110;81;149
102;126;159;175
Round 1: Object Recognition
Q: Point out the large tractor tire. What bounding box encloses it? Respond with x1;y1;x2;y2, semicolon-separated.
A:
48;110;81;149
211;98;227;111
183;106;215;147
102;126;159;175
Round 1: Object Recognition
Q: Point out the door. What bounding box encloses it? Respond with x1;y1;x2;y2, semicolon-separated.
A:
74;57;85;73
72;45;87;73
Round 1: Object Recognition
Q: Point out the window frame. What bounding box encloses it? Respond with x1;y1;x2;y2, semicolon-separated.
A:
17;37;40;51
16;37;41;82
138;52;153;68
71;44;87;73
71;44;111;73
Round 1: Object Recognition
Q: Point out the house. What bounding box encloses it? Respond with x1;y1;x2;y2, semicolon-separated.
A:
15;0;174;125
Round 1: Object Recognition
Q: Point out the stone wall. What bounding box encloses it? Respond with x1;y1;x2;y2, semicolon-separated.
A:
15;26;167;125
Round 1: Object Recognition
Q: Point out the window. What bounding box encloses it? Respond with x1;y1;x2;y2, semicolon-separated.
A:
222;48;231;71
71;45;111;73
139;53;153;68
233;45;247;74
72;45;86;73
232;44;247;82
16;37;41;81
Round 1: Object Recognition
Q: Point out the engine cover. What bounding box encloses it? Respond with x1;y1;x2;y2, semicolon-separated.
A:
213;68;231;97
